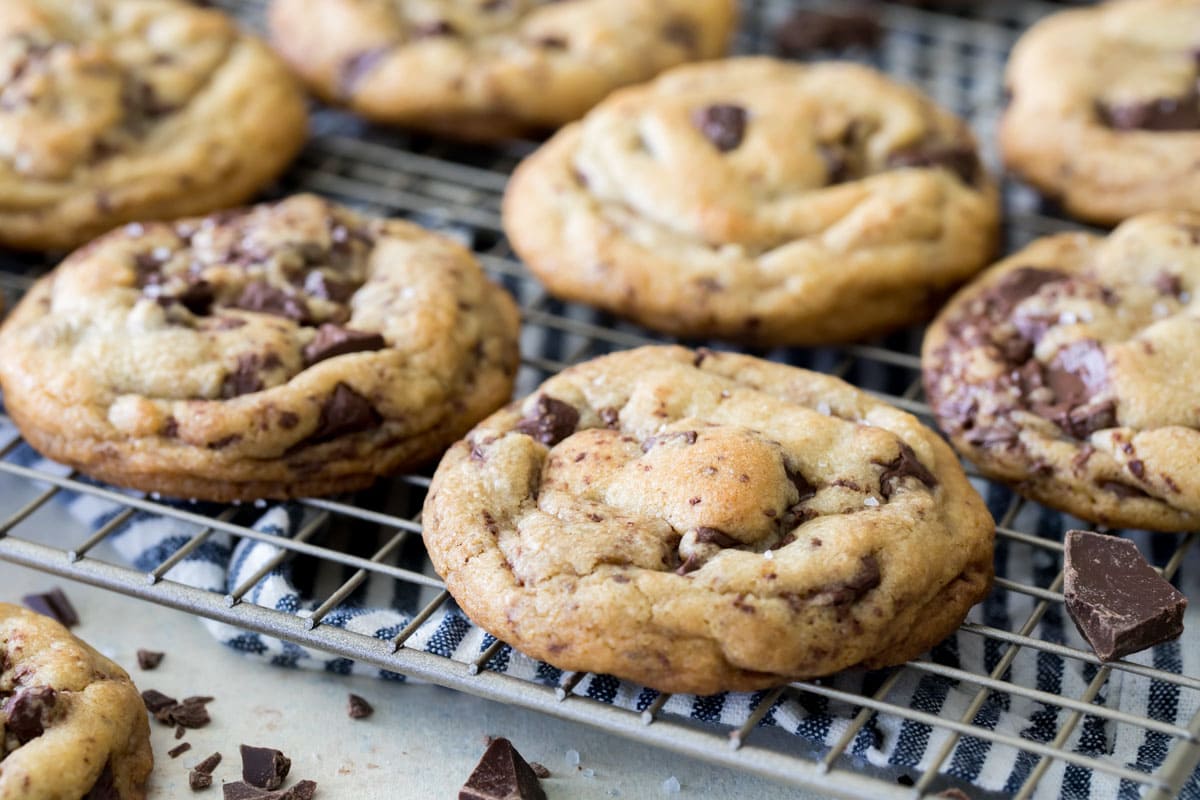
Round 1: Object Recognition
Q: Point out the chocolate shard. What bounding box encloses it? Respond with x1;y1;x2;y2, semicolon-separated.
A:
515;395;579;446
303;324;386;366
193;752;223;775
241;744;292;790
84;761;118;800
169;742;192;759
233;282;312;324
223;783;269;800
22;587;78;627
459;737;547;800
309;383;383;442
347;694;374;720
774;8;881;55
886;142;981;186
875;443;937;498
1099;93;1200;131
137;649;165;670
141;689;178;713
1064;530;1186;661
3;687;57;743
692;104;747;152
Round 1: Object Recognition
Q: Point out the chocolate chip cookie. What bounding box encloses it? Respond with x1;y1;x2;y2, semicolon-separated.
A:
0;602;152;800
503;58;1001;345
0;194;521;502
424;346;994;694
1001;0;1200;225
924;212;1200;532
267;0;737;140
0;0;307;251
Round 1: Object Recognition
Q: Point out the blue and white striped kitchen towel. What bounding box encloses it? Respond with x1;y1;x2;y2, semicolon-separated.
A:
5;421;1200;799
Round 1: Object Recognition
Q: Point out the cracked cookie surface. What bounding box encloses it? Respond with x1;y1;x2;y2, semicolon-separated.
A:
423;346;994;694
503;57;1000;345
0;194;521;501
923;212;1200;532
1001;0;1200;225
0;603;151;800
267;0;736;139
0;0;307;251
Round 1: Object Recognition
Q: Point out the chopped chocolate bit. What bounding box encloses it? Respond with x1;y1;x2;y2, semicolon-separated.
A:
308;383;383;442
675;553;704;575
303;271;356;303
692;104;747;152
774;8;881;55
1128;459;1146;479
1064;530;1187;661
886;142;980;186
348;694;374;719
3;687;56;743
515;395;579;446
160;280;215;316
528;762;551;779
194;752;223;775
414;19;457;37
661;18;698;51
459;737;547;800
986;267;1070;319
233;282;312;324
339;47;392;95
223;353;281;398
875;443;937;498
176;724;187;739
21;587;78;627
787;466;817;503
1098;479;1151;500
223;783;267;800
694;527;739;548
137;649;165;670
190;770;213;791
142;689;177;713
813;554;882;606
303;325;386;366
1098;92;1200;131
1154;272;1184;298
221;778;317;800
170;742;193;759
1044;340;1108;409
241;744;292;790
84;762;118;800
171;700;212;728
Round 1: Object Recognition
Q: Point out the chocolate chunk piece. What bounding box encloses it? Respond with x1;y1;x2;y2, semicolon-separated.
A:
1099;92;1200;131
84;762;118;800
875;443;937;498
1097;479;1151;500
241;744;292;790
774;9;881;55
137;649;164;670
233;282;312;324
692;104;747;152
172;280;216;316
887;143;980;186
1063;530;1187;661
169;742;193;759
309;383;383;442
190;769;213;791
22;588;78;627
223;780;317;800
347;694;373;719
459;737;547;800
141;689;177;713
694;527;739;548
223;353;282;399
986;267;1070;319
303;271;356;303
3;687;56;743
303;325;386;366
515;395;579;446
1044;340;1107;409
528;763;550;779
194;752;223;774
812;554;882;606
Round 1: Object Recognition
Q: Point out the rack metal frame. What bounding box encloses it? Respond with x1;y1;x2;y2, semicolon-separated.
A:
1;1;1198;797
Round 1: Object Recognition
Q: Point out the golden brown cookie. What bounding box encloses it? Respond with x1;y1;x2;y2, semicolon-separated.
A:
267;0;737;139
0;0;307;251
503;58;1000;345
923;212;1200;532
0;603;152;800
424;346;994;694
1001;0;1200;225
0;194;521;502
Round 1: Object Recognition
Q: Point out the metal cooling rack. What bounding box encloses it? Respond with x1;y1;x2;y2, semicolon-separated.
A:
1;1;1198;798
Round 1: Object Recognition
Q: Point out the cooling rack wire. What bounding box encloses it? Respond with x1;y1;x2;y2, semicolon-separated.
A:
0;1;1197;798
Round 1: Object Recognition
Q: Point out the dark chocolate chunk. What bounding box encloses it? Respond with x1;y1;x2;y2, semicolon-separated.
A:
309;383;383;442
984;267;1070;319
515;395;579;446
1063;530;1187;661
223;783;269;800
283;781;318;800
137;649;165;670
1044;340;1107;409
599;407;620;429
303;271;356;303
84;762;119;800
694;527;739;548
21;588;78;627
1098;479;1151;500
223;353;282;398
163;280;215;316
774;8;881;55
813;554;882;606
141;689;178;713
3;687;56;743
190;770;213;791
692;104;748;152
347;694;374;719
170;742;193;759
875;443;937;498
233;282;312;324
459;737;547;800
194;752;223;775
1098;92;1200;131
171;700;212;728
303;325;386;366
886;142;980;186
339;47;392;95
241;744;292;790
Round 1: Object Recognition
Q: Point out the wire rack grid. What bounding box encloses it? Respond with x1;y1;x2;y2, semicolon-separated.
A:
0;1;1198;798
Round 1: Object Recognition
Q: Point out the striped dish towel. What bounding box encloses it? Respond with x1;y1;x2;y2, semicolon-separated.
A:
4;420;1198;799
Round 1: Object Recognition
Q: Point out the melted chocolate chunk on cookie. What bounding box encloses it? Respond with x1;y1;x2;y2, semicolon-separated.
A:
3;686;56;744
875;443;937;498
223;353;282;398
232;282;312;323
302;270;357;303
308;383;382;443
1098;91;1200;131
773;9;881;56
692;104;747;153
984;267;1070;319
694;526;739;548
887;142;981;186
1098;479;1151;500
84;761;118;800
515;395;579;446
303;325;386;367
1029;340;1113;437
159;279;215;316
813;554;881;606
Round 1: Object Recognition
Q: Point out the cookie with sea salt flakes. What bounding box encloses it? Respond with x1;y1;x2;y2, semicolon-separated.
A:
0;602;153;800
267;0;737;140
0;0;307;251
1000;0;1200;225
503;57;1000;345
0;194;521;502
923;212;1200;532
423;346;994;695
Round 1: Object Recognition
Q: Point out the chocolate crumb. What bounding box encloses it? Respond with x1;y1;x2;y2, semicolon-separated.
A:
348;694;374;719
169;742;193;759
22;588;79;627
241;744;292;790
137;649;165;670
